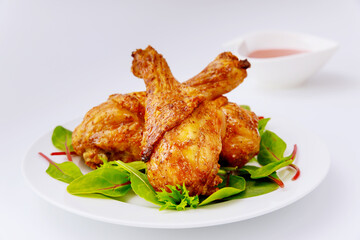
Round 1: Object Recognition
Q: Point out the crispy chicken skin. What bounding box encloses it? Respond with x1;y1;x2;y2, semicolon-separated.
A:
147;97;228;196
131;46;206;162
72;46;254;170
133;46;238;195
72;92;145;169
220;103;260;168
184;52;250;100
131;46;250;162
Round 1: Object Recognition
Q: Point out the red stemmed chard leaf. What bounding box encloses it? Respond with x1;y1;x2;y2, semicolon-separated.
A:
39;152;83;183
51;151;77;156
67;168;131;197
64;139;73;162
52;126;74;151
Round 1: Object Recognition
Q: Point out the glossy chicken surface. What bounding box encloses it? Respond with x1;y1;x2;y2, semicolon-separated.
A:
131;46;206;162
184;52;250;100
147;97;228;196
132;46;252;195
131;46;251;161
72;92;145;169
220;103;260;168
72;45;256;175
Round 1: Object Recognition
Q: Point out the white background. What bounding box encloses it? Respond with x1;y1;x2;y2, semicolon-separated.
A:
1;0;360;239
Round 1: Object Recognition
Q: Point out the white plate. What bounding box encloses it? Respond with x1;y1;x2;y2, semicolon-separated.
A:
22;117;330;229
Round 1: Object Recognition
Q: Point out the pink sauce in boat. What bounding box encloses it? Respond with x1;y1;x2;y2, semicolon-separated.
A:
248;49;308;58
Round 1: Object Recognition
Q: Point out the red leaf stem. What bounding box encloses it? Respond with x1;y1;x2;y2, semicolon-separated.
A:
38;152;63;173
290;164;300;181
290;144;298;160
64;139;73;162
51;151;77;156
268;175;285;188
289;144;300;180
96;181;131;191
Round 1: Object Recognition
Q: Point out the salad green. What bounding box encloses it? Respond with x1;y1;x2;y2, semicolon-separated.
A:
52;126;74;152
157;184;199;210
199;175;246;206
67;168;131;197
39;116;300;210
40;152;82;183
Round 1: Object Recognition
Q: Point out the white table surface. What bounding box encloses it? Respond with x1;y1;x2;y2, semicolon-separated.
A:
1;0;360;239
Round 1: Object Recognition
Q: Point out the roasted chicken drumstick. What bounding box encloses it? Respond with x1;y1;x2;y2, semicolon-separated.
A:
131;47;206;162
132;46;229;195
72;46;257;170
147;97;228;195
220;103;260;168
72;92;146;169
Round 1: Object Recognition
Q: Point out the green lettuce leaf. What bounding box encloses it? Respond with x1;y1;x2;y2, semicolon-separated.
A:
199;175;246;206
257;130;287;165
67;168;131;197
52;126;74;151
115;160;161;206
258;118;271;136
157;184;199;211
225;178;279;200
46;161;83;183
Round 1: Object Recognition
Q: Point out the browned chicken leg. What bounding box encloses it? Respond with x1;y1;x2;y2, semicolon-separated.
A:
72;46;256;170
220;103;260;168
147;97;228;196
132;46;229;195
131;46;206;162
72;92;145;169
184;52;250;99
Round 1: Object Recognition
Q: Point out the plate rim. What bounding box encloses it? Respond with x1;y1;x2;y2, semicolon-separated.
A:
22;117;330;229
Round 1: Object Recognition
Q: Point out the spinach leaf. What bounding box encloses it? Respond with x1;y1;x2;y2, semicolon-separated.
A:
126;161;147;171
73;193;129;202
258;118;271;136
225;178;279;200
239;158;293;179
248;157;258;163
46;161;83;183
115;160;162;205
67;168;131;197
221;164;286;187
199;176;246;206
157;184;199;210
217;174;246;189
52;126;74;151
72;193;126;201
257;130;287;165
250;158;293;179
100;159;147;172
199;188;244;206
39;152;83;183
236;165;258;176
72;193;113;199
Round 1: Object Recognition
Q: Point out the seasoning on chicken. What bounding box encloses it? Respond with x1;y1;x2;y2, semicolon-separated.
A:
132;46;230;195
220;103;260;168
184;52;250;100
131;46;206;162
72;92;145;169
147;97;228;196
72;45;255;172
